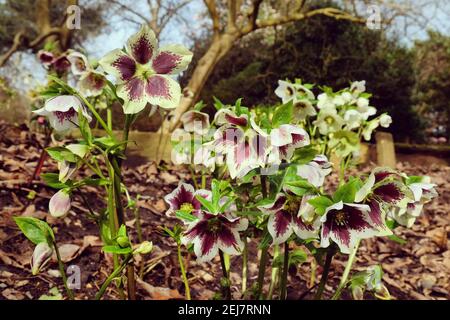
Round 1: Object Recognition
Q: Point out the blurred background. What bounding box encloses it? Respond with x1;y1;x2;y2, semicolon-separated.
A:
0;0;449;144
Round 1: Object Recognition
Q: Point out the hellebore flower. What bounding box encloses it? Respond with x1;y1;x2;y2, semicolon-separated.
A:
270;124;310;160
275;80;297;103
258;193;320;245
38;50;71;74
344;109;363;130
379;114;392;128
317;93;335;110
296;155;332;188
320;201;381;254
193;142;217;172
99;24;193;114
182;211;248;263
180;110;210;135
275;80;314;103
31;242;53;275
68;51;106;97
389;176;437;227
350;80;366;96
356;100;376;121
57;143;90;183
362;118;380;141
164;182;212;217
292;99;317;121
214;109;270;179
49;189;71;218
313;108;343;135
355;168;406;231
407;176;437;204
33;95;92;132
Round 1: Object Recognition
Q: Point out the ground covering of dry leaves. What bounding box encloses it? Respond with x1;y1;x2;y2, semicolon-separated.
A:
0;121;448;300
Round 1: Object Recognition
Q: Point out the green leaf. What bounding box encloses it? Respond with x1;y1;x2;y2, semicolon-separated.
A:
387;234;407;245
41;173;69;189
289;249;307;266
175;210;198;222
102;245;132;255
258;232;272;249
272;100;293;127
82;178;109;187
333;178;361;203
46;147;77;163
292;145;318;164
308;196;333;215
195;195;216;213
78;108;92;145
213;96;225;110
14;217;55;245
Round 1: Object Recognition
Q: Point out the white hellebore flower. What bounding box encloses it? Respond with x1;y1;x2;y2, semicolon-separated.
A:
275;80;297;103
33;95;92;132
49;189;71;218
293;99;317;121
379;114;392;128
350;80;366;96
296;155;332;187
180;110;210;135
344;109;363;130
317;93;335;110
313;108;343;135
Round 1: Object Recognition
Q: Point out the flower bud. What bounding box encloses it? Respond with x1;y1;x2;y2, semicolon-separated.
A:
351;285;364;300
49;189;71;218
31;242;53;275
134;241;153;255
374;284;391;300
117;236;130;248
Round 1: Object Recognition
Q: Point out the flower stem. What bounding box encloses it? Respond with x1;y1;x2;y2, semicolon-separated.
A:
219;250;231;300
177;243;191;300
314;246;335;300
331;239;360;300
78;94;114;138
279;241;289;300
256;246;268;299
241;238;248;296
267;245;280;299
53;241;74;300
95;255;131;300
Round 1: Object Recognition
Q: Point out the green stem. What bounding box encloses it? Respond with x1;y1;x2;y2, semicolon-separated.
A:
177;243;191;300
95;255;131;300
279;242;289;300
78;94;114;138
314;246;335;300
267;245;280;299
219;250;231;300
107;107;112;131
256;246;268;299
241;238;248;296
189;165;199;189
331;239;360;300
53;241;74;300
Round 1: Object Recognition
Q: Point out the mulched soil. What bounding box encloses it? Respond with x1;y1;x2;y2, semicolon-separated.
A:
0;122;448;300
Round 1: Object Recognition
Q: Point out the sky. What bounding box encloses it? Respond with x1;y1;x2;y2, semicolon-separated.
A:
2;0;449;92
